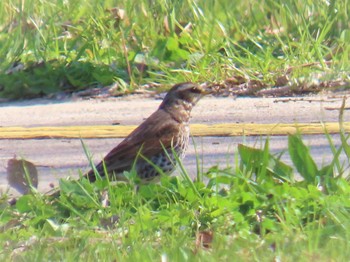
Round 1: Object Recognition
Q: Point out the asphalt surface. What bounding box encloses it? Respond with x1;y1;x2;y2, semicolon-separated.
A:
1;93;349;195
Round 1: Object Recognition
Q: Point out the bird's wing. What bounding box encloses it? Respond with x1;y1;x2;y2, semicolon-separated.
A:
85;109;181;180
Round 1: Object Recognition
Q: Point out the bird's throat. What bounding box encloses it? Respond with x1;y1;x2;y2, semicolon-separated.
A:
163;100;193;124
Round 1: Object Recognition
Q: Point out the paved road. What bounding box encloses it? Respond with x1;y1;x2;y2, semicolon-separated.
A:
1;134;347;193
1;94;349;195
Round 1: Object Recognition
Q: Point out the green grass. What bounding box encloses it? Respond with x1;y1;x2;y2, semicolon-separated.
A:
1;1;350;260
0;0;349;99
1;130;350;261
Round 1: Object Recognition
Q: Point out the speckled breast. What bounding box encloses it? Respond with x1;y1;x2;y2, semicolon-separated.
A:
137;124;190;181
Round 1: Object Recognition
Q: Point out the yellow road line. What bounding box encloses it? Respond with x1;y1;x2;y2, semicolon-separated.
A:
0;122;348;139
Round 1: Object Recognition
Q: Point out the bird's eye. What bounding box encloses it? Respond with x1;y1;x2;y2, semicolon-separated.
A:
191;86;200;93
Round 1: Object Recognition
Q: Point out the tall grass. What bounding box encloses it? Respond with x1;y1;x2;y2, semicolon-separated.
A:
0;0;349;98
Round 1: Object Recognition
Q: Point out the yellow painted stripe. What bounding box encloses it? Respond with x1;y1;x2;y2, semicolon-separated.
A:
0;122;348;139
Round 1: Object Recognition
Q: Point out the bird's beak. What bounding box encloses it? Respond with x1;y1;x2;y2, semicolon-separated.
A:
199;82;224;95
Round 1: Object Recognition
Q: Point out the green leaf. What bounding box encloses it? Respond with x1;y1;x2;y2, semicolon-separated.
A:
206;167;235;188
238;143;294;183
59;179;99;208
261;218;278;231
170;48;190;61
166;37;179;51
318;164;333;178
15;195;34;213
288;134;318;183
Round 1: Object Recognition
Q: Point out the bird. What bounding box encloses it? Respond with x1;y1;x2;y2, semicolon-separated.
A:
84;82;214;183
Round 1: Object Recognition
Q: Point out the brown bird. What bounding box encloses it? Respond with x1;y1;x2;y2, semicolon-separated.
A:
85;82;213;183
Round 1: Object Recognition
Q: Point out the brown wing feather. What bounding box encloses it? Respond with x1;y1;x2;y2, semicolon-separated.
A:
85;109;181;181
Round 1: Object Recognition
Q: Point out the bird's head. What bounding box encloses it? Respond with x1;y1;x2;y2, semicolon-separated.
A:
159;82;214;122
160;82;213;109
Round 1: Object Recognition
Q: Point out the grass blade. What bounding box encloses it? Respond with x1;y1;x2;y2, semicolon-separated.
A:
288;133;318;183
